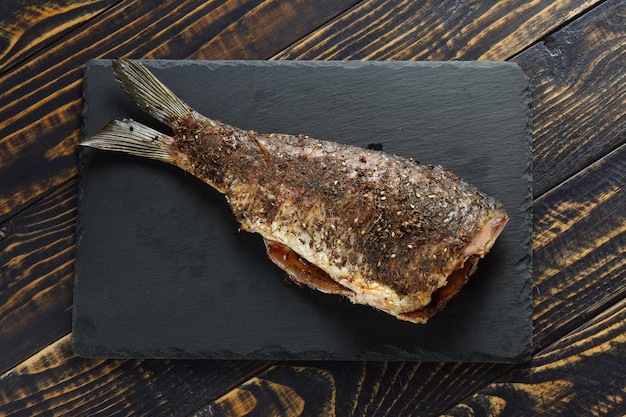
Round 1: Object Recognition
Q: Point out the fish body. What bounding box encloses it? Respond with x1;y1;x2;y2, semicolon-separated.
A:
82;59;508;323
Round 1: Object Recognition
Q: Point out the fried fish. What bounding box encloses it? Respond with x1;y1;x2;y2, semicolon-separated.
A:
81;59;508;323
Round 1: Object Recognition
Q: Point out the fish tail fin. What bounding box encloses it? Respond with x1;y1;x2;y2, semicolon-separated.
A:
111;58;217;129
81;118;174;163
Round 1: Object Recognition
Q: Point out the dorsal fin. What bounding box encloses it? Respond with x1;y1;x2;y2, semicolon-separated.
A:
112;59;217;129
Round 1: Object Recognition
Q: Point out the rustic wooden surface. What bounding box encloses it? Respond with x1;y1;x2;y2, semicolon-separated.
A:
0;0;624;415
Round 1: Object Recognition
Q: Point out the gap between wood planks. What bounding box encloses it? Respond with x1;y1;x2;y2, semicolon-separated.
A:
0;175;78;232
437;296;626;416
533;143;626;355
533;142;626;203
531;139;626;201
269;0;605;62
534;281;626;355
0;332;70;381
0;331;278;402
504;0;607;61
0;0;125;77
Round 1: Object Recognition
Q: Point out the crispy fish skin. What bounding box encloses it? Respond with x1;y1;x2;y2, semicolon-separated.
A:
82;59;508;323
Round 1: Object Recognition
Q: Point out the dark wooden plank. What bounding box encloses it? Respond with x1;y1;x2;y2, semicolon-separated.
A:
0;0;118;74
276;0;600;61
0;335;271;416
0;179;77;374
441;297;626;416
0;0;358;223
532;143;626;348
512;0;626;195
193;365;340;416
190;141;625;416
196;362;514;416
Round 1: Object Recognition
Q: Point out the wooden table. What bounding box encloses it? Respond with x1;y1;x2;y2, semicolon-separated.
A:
1;0;624;415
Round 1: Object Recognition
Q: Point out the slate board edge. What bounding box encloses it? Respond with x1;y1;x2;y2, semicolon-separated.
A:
72;59;533;363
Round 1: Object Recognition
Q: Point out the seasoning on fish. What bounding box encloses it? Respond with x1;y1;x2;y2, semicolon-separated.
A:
81;59;509;323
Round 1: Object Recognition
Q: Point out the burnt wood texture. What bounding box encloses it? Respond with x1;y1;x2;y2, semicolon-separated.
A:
1;0;624;415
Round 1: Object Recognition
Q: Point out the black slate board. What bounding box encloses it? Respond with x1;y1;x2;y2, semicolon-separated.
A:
73;60;532;362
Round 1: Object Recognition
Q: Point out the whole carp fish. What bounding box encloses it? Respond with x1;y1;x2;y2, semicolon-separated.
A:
81;59;508;323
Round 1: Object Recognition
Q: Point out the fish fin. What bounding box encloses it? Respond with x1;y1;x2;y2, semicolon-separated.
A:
399;256;478;323
111;58;217;129
263;238;354;297
81;118;173;162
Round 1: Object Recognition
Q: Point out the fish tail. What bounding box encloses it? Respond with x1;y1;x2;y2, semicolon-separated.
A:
81;118;174;163
82;59;217;162
111;58;217;129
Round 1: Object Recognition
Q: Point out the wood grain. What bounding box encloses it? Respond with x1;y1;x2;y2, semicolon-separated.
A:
512;0;626;195
0;0;357;223
0;0;117;74
194;366;337;416
275;0;600;61
441;297;626;416
0;178;77;374
532;142;626;348
197;362;516;416
0;335;271;416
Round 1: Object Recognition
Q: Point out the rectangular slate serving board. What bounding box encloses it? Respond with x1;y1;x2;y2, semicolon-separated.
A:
73;60;532;362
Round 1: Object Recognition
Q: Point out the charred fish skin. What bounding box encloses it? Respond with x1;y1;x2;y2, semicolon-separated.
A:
81;59;508;324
